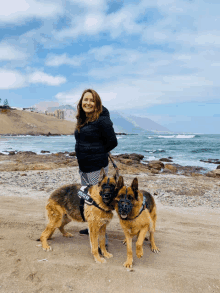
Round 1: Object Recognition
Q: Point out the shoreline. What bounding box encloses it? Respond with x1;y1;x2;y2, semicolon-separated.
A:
0;150;219;176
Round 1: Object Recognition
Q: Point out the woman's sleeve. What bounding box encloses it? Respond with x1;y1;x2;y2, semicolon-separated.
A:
99;116;118;153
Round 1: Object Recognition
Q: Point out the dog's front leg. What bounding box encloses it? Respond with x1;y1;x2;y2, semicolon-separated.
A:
99;225;113;259
88;222;106;264
136;227;149;258
123;233;133;268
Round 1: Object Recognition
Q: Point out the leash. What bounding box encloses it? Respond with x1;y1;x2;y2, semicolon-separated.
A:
108;153;120;176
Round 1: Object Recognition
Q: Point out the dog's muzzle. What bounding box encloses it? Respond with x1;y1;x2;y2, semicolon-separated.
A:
118;198;133;219
100;178;116;204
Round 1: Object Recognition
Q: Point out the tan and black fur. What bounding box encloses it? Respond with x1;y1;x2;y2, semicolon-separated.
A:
115;176;159;268
39;169;118;264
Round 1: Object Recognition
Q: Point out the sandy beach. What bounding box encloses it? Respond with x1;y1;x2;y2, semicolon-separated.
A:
0;155;220;293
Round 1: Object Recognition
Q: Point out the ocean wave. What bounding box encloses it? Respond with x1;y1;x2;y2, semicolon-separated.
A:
158;134;195;139
145;149;166;153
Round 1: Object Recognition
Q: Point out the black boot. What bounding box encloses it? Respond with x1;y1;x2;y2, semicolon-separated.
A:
79;228;89;235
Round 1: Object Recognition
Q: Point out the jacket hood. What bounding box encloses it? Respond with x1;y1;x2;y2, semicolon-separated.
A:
100;105;110;118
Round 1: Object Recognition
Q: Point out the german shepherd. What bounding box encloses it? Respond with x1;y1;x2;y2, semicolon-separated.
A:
115;176;159;268
39;169;118;264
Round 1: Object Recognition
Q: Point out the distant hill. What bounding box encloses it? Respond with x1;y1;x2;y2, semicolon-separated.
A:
109;111;169;133
127;115;170;132
0;109;76;135
46;104;76;113
109;111;153;134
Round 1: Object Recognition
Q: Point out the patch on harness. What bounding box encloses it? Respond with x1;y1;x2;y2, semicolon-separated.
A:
77;186;93;205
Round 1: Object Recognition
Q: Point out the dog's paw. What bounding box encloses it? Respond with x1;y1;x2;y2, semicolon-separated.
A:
151;246;160;253
136;247;143;258
63;232;73;238
103;252;113;259
43;246;52;252
95;257;106;264
123;261;133;268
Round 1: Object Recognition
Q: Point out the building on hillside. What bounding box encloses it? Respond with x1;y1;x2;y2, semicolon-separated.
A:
54;109;65;119
23;107;35;112
45;111;55;117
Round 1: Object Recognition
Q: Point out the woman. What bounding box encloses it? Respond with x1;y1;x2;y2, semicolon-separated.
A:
74;89;118;234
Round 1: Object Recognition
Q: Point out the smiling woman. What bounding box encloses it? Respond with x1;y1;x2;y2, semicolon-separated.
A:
75;88;118;177
74;88;118;235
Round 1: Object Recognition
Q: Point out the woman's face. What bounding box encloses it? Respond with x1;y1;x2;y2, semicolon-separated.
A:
82;92;95;115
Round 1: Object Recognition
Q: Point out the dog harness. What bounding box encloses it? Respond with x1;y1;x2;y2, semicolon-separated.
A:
77;181;113;222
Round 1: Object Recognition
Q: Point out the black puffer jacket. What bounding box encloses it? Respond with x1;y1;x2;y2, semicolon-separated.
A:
74;106;118;172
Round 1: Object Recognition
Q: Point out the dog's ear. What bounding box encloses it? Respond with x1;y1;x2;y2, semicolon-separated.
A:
116;175;124;190
98;168;106;186
131;177;138;200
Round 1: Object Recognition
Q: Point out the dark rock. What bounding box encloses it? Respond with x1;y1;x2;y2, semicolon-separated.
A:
69;152;76;156
16;151;37;155
147;160;164;171
9;151;16;155
114;153;144;163
159;158;173;162
217;165;220;169
41;150;50;153
200;159;220;164
150;169;159;174
0;152;5;155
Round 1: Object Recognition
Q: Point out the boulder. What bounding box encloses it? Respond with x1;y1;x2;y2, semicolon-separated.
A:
147;160;164;171
164;164;177;173
206;169;220;178
159;158;173;162
41;150;50;153
200;159;220;164
69;152;76;156
9;151;16;155
121;159;133;165
150;168;159;174
114;153;144;164
16;151;37;155
217;165;220;169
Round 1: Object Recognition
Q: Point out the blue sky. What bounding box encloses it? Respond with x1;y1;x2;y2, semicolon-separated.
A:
0;0;220;133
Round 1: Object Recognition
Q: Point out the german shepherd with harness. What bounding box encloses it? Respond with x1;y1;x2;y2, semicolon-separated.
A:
115;176;159;268
39;168;118;264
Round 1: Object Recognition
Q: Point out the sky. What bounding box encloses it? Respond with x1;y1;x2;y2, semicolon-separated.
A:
0;0;220;133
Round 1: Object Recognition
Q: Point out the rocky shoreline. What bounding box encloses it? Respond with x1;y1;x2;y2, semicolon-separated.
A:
0;151;219;209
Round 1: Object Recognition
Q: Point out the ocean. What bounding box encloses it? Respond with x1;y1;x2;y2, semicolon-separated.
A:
0;134;219;172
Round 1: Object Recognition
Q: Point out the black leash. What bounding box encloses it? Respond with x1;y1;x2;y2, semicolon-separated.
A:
108;153;120;176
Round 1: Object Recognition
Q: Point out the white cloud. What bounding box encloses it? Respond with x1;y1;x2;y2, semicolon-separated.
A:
0;69;26;89
28;71;66;86
0;0;62;24
0;42;27;61
45;53;85;67
0;68;66;89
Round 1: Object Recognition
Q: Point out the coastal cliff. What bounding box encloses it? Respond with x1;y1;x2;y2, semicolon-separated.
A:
0;109;76;135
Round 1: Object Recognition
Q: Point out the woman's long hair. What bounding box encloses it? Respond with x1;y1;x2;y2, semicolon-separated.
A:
75;89;103;132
